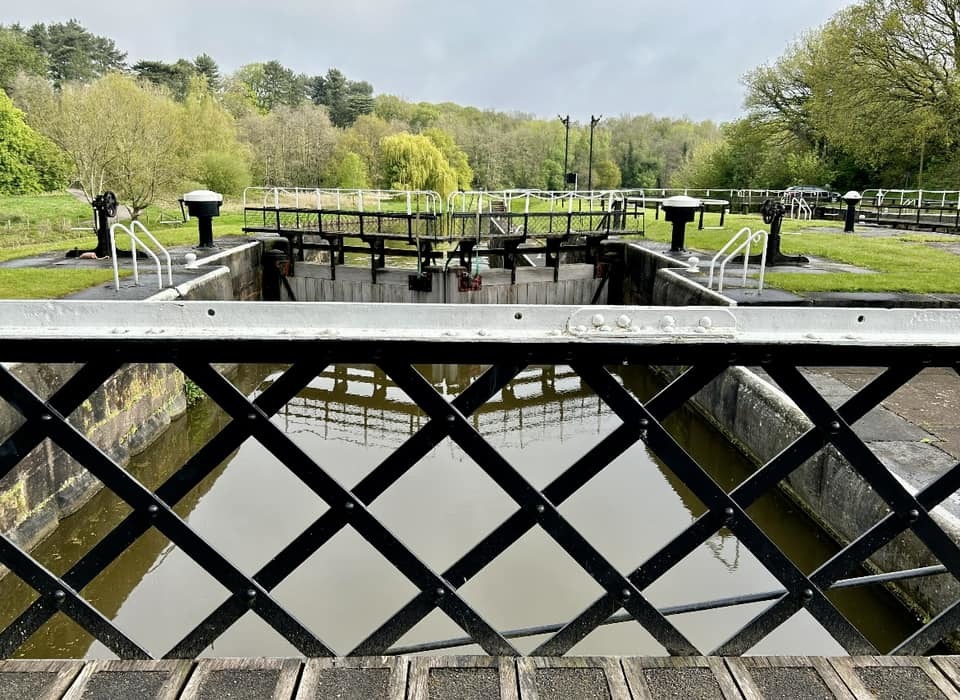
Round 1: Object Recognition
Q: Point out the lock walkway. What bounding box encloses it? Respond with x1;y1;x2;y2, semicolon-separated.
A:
6;655;960;699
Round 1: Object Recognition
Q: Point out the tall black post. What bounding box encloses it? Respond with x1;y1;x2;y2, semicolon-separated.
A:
91;191;118;258
588;114;601;192
558;114;570;189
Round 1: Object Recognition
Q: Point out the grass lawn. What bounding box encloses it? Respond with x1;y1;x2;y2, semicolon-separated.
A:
0;192;243;298
0;268;130;298
635;212;960;294
2;191;959;297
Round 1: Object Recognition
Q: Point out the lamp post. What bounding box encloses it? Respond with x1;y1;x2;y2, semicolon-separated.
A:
558;114;570;190
588;114;602;193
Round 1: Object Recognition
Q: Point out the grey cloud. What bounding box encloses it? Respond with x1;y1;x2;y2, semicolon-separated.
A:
2;0;853;122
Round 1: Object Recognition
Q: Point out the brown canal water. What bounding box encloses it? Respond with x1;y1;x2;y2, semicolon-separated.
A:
0;364;919;658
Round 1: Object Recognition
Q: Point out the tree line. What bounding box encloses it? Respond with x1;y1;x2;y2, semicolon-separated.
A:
0;19;717;214
678;0;960;191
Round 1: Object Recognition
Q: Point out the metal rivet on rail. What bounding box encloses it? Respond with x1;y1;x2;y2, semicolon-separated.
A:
247;412;257;421
40;413;52;422
659;315;675;330
478;329;490;336
800;588;814;603
52;589;66;605
591;314;605;328
723;507;735;523
828;420;841;433
621;588;632;601
446;414;456;424
535;504;545;514
907;509;920;523
344;501;355;511
147;504;159;518
245;589;257;605
699;316;713;329
639;418;650;428
435;588;445;598
616;315;632;329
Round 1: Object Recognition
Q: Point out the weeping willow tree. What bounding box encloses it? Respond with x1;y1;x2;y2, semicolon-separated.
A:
379;133;458;196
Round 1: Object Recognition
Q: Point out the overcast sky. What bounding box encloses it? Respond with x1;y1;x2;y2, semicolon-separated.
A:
2;0;854;123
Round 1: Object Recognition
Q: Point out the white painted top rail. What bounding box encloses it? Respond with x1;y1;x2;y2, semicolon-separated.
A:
860;189;960;207
242;187;443;215
2;302;958;347
446;189;646;214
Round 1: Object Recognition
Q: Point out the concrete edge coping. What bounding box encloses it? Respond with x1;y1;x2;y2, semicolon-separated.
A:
624;241;738;306
149;266;232;301
185;240;261;270
658;268;737;306
734;364;960;541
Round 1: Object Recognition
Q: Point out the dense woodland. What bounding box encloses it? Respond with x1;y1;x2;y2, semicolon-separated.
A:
679;0;960;191
1;1;958;214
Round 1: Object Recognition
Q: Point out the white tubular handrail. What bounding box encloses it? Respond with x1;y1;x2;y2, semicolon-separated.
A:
110;223;164;292
130;221;173;286
790;196;812;220
708;227;752;290
717;229;769;294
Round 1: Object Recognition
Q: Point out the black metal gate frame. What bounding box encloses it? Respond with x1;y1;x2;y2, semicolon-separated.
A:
0;301;957;659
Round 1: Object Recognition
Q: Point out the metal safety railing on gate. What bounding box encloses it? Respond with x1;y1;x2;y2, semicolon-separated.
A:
0;302;958;660
109;222;172;292
241;187;444;240
445;189;647;242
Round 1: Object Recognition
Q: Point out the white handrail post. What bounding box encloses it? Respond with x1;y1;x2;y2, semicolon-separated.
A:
131;220;173;286
757;231;769;294
708;227;751;289
109;223;125;291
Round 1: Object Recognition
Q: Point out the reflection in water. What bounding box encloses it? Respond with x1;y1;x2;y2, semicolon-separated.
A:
0;363;918;659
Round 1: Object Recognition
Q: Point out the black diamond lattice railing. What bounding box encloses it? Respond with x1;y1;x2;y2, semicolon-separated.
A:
0;301;957;659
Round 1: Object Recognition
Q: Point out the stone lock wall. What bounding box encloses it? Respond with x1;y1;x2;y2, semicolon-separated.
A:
0;363;186;550
0;241;262;561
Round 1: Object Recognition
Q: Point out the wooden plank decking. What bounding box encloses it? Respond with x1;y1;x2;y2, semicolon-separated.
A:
4;656;960;699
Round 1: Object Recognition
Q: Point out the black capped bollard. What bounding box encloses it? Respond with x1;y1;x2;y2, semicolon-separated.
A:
842;190;862;233
181;190;223;248
661;195;701;252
